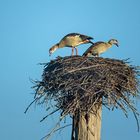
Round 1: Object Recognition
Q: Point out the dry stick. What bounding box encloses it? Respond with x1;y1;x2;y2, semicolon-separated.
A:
133;111;140;132
40;108;60;122
24;97;40;114
62;87;102;117
126;104;139;131
114;98;128;117
40;115;67;140
66;64;106;74
119;92;140;131
34;85;43;98
41;124;72;140
120;92;137;112
76;58;88;68
41;122;60;140
87;95;101;114
123;94;139;128
38;62;49;66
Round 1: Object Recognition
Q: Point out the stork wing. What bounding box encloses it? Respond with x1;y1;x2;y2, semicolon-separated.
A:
78;33;93;40
63;33;93;40
83;41;104;56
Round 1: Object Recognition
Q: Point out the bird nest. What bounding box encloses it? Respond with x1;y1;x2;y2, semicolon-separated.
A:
26;56;140;130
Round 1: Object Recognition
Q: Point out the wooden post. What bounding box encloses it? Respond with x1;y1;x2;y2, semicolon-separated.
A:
72;104;102;140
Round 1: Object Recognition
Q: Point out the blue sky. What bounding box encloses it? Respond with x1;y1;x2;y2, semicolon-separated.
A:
0;0;140;140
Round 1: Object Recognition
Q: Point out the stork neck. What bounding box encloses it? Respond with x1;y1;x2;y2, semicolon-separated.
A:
107;41;113;48
59;40;65;48
51;44;59;52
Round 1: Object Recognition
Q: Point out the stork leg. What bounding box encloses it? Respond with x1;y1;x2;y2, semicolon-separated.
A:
71;48;74;56
75;47;78;55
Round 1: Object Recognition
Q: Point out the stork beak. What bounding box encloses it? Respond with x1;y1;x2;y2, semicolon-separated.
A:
49;43;59;56
49;50;52;56
115;43;119;47
88;40;94;45
49;49;54;56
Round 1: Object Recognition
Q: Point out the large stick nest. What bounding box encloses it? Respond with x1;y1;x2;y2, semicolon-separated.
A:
32;56;140;119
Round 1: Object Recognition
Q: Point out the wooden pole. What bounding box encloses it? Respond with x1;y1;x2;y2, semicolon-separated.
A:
71;104;102;140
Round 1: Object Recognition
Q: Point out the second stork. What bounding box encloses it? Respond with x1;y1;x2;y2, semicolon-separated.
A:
83;39;119;57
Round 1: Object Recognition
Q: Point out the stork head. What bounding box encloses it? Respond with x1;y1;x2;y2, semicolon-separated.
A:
108;39;119;47
49;43;59;56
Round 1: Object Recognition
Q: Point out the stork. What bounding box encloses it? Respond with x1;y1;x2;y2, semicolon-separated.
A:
49;33;94;56
83;39;119;57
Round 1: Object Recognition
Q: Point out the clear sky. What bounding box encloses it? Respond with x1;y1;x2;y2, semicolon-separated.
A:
0;0;140;140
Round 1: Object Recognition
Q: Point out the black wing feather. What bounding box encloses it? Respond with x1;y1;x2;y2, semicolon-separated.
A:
63;33;93;40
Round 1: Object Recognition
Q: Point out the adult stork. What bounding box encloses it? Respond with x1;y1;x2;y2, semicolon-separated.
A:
83;39;119;57
49;33;94;56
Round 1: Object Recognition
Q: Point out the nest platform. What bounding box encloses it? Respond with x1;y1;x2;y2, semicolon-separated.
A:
32;56;140;122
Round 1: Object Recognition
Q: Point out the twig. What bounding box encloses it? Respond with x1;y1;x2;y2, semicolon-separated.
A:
24;98;38;114
41;124;72;140
40;108;60;122
40;116;67;140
